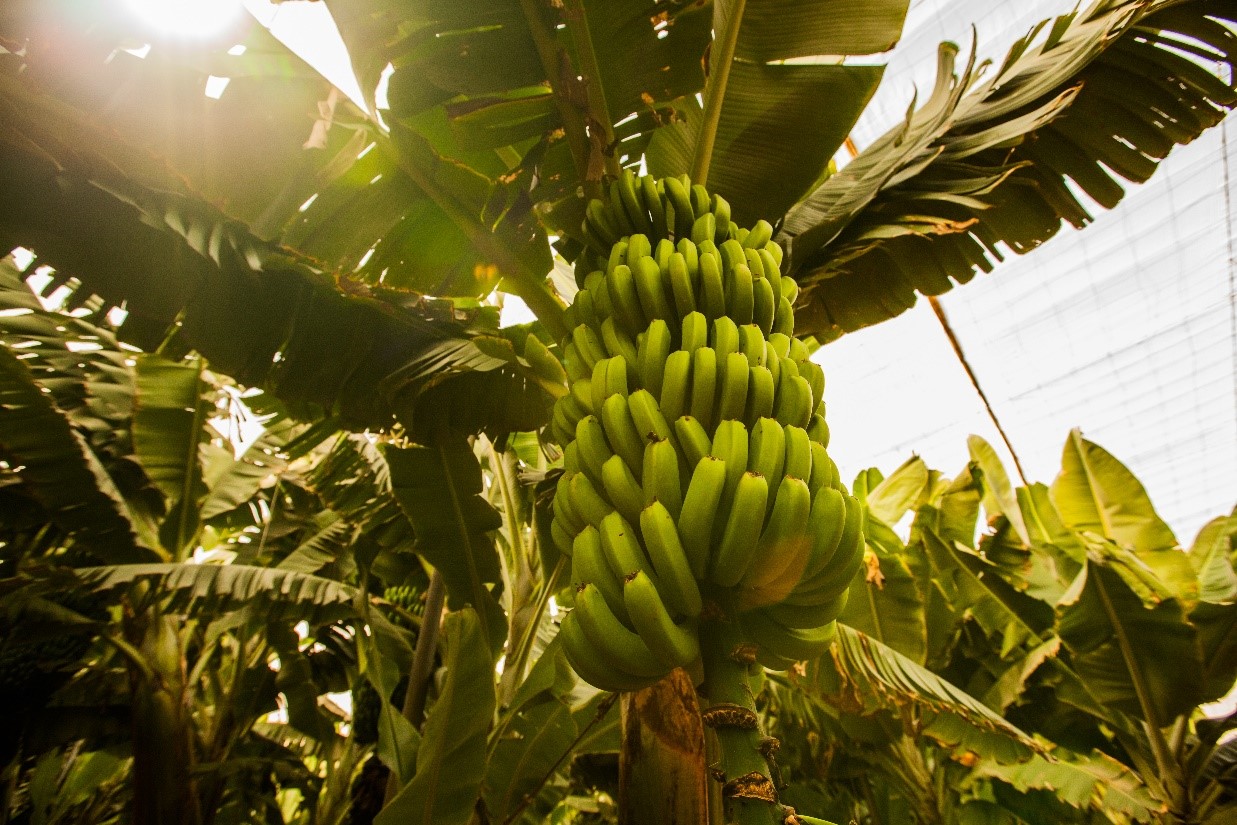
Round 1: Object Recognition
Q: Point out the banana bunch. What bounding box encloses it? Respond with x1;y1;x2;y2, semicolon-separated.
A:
551;172;866;690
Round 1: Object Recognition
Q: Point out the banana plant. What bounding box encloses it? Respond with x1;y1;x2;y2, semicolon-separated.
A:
762;433;1236;824
3;0;1237;822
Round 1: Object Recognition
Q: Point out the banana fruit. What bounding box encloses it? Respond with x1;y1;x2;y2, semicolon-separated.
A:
552;173;864;690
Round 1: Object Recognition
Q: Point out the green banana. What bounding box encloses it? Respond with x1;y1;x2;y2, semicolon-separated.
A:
568;471;613;529
575;583;665;677
609;177;635;236
690;183;711;218
616;169;651;236
779;271;799;304
625;234;652;269
572;525;628;621
677;455;727;578
584;198;620;249
808;441;831;491
570;375;595;415
709;419;749;502
765;240;783;268
677;238;700;280
742;219;773;250
551;516;574;558
691;212;716;246
787;494;865;604
775;371;813;429
739;475;814;606
764;342;781;387
641;175;667;238
748;417;786;499
601;316;638;366
681;311;708;353
689;346;718;431
800;360;826;412
710;192;732;231
607;263;646;335
709;471;770;588
768;333;792;360
602;453;646;527
634;255;674;323
738;324;767;367
763;591;848;630
663;176;695;239
698;251;727;321
563;440;582;474
744;367;775;427
782;424;813;482
668;252;698;318
639;501;703;619
726;263;755;325
560;610;655;692
752;274;776;335
599;511;659;584
773;295;795;336
717;351;750;423
756;247;781;280
589;358;610;420
637;319;672;398
572;324;606;371
642;437;683;519
654;237;675;273
623;570;700;669
740;608;835;663
627;388;672;443
800;486;848;582
571;415;611;494
788;336;810;362
554;472;586;534
743;247;766;280
711;316;739;363
550;402;574;446
720;239;746;273
658;350;693;423
600;393;646;477
606;239;629;278
673;415;713;469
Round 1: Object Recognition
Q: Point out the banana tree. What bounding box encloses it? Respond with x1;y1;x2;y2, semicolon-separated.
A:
2;0;1237;822
763;434;1236;824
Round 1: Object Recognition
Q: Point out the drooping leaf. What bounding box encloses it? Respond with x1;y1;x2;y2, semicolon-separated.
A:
1056;546;1205;724
0;345;147;562
975;747;1164;823
377;609;496;825
1051;430;1195;603
784;1;1237;339
809;624;1043;764
866;455;930;526
1190;508;1237;604
385;440;507;655
968;435;1029;545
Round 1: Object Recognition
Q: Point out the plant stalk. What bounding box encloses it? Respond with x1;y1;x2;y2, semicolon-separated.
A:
699;619;787;825
383;569;446;805
691;0;747;187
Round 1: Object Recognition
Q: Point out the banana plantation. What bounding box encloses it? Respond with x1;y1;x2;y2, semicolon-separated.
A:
1;0;1235;823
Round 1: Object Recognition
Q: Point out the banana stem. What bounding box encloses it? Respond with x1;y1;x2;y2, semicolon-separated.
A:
699;620;787;825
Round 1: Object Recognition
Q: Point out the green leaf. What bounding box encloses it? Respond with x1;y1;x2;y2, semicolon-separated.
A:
866;455;930;526
975;748;1164;823
1190;508;1237;604
483;641;579;823
385;440;507;655
1192;600;1237;705
132;355;210;554
378;609;497;825
968;435;1029;544
1056;547;1205;724
784;1;1237;340
0;345;146;561
1051;431;1195;603
839;516;927;664
809;624;1042;764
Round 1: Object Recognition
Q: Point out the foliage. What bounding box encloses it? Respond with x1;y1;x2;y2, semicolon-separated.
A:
1;0;1235;822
